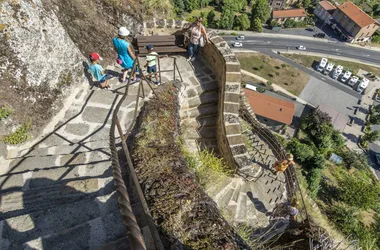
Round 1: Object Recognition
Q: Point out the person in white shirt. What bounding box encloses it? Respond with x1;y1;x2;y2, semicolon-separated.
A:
144;44;160;85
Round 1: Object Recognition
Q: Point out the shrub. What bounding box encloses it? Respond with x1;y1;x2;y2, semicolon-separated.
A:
275;72;280;76
0;105;13;120
259;64;264;69
370;113;380;124
337;173;380;209
281;64;286;68
3;118;31;144
286;138;314;162
257;87;265;93
308;168;322;198
275;66;280;70
267;80;273;85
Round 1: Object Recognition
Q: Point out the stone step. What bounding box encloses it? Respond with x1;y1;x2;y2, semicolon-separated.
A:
235;193;247;222
1;191;119;248
185;91;219;109
205;177;232;198
1;177;114;219
214;181;237;209
181;115;217;130
196;81;219;94
0;152;112;191
183;126;217;140
7;141;110;159
181;103;218;119
20;211;125;250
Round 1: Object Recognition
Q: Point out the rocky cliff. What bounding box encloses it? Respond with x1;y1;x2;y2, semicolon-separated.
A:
0;0;143;140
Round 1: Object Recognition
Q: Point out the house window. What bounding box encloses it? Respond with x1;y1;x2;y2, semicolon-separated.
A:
343;15;347;19
276;2;281;5
367;25;370;29
367;32;370;36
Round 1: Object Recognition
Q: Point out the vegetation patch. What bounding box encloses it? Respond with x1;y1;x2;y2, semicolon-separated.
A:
0;105;13;120
131;83;247;249
2;118;31;144
284;54;380;76
236;53;309;96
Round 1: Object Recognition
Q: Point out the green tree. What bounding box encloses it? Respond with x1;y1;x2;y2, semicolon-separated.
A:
251;0;270;23
302;0;311;8
234;13;250;30
252;17;263;32
200;11;208;27
199;0;210;8
311;154;325;169
184;0;200;12
373;104;380;113
286;138;314;162
370;113;380;124
224;0;247;12
174;0;185;14
362;130;380;143
219;5;235;29
331;130;345;150
207;10;216;28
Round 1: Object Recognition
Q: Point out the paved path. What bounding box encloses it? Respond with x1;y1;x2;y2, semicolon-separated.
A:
0;65;151;249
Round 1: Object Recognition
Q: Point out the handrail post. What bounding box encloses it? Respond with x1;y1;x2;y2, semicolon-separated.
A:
173;58;176;81
157;55;162;84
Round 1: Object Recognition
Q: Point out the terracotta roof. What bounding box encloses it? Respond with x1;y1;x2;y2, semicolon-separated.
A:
337;1;378;28
272;8;307;19
244;89;295;125
318;1;336;11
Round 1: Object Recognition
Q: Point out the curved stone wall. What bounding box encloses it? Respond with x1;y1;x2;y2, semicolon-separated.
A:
199;31;255;174
143;20;256;176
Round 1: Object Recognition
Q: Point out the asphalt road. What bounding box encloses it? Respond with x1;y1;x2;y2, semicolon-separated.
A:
222;36;380;66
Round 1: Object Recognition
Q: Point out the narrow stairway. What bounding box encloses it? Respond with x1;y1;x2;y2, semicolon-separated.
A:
0;70;151;249
177;58;220;153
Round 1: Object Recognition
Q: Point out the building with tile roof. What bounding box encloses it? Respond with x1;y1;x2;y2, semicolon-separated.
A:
314;1;336;24
331;1;379;43
272;8;307;25
243;89;296;130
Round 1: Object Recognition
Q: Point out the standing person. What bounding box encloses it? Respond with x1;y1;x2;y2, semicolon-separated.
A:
112;27;139;83
273;153;295;175
88;52;112;89
183;17;209;62
144;44;160;85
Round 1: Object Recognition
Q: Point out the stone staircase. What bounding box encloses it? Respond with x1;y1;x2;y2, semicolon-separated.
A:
205;169;288;234
243;129;277;168
0;72;152;249
177;59;220;153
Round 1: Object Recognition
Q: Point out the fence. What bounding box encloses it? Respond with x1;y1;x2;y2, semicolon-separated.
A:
239;107;310;223
109;55;182;249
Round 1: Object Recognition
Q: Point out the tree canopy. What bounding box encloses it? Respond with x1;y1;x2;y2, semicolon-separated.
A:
251;0;271;23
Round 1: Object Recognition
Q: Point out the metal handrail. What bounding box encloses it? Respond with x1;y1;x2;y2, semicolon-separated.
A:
239;107;310;224
109;55;182;249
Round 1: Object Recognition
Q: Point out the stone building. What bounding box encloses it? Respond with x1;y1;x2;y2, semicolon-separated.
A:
314;0;336;25
330;1;380;43
272;8;307;25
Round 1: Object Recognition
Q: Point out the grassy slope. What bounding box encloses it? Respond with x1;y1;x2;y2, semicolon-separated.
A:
237;53;309;96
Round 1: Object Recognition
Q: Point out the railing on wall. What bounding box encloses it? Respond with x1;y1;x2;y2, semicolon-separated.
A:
239;107;310;223
109;55;182;250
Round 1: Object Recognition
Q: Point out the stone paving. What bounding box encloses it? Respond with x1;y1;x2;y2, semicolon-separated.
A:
0;65;150;249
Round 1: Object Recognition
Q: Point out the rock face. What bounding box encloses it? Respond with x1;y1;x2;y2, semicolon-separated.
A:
0;0;143;137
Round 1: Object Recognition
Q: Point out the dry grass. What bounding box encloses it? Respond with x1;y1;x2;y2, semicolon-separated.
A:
236;53;309;96
284;54;380;76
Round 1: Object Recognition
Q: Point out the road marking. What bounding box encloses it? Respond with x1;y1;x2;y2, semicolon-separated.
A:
321;77;326;80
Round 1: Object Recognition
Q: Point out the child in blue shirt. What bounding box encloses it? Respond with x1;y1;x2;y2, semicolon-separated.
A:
88;52;112;89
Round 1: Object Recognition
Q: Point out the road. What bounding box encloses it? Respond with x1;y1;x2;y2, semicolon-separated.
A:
222;36;380;66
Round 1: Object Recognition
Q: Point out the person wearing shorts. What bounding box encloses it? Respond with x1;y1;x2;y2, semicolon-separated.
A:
144;44;160;85
88;52;112;89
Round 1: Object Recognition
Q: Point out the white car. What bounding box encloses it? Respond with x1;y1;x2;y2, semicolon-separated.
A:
332;65;343;79
324;62;334;75
236;36;245;40
297;45;306;50
341;71;352;83
347;76;359;87
357;78;369;93
317;58;328;72
232;42;243;47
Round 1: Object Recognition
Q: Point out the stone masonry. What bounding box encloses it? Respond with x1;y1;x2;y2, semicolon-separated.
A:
0;66;153;249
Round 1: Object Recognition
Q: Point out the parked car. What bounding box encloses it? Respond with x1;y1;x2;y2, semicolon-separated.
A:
323;62;334;75
296;45;306;50
317;58;328;72
347;76;359;87
232;42;243;47
313;33;326;38
357;78;369;93
332;65;343;79
341;71;352;83
236;36;245;40
306;28;314;32
375;153;380;166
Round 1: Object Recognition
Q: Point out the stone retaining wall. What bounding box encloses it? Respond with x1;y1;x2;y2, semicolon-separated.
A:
199;31;252;172
142;19;252;173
